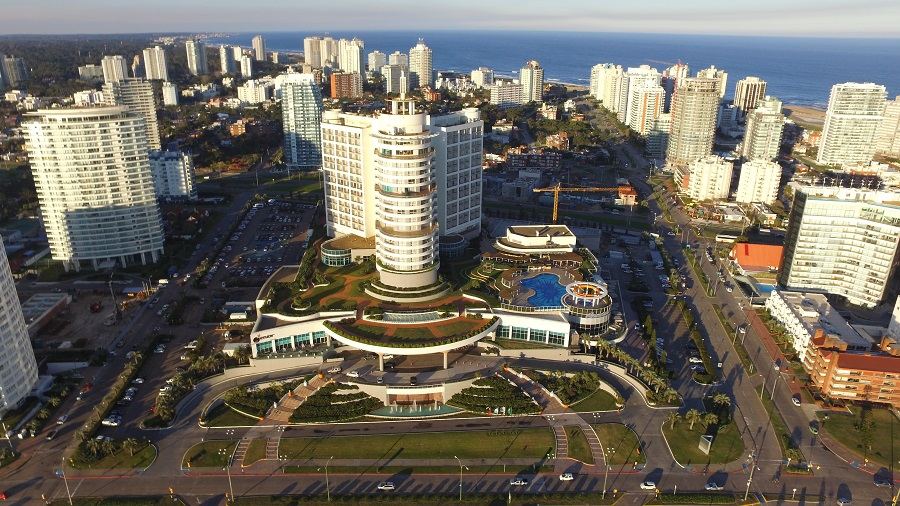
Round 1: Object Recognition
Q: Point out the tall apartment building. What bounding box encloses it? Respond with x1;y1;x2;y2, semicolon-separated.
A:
251;35;266;61
818;82;887;166
130;55;143;79
271;52;284;65
330;72;362;99
382;65;409;95
219;45;236;74
161;82;178;106
185;40;208;76
279;73;323;170
142;46;168;81
470;67;494;89
733;76;767;115
23;107;164;271
735;159;780;204
520;60;544;104
589;63;625;113
232;45;244;62
148;150;195;199
646;113;671;160
618;65;661;123
368;51;386;72
489;81;523;109
408;39;433;89
102;78;161;150
696;65;727;100
661;62;690;112
240;55;253;78
320;37;337;66
389;51;409;67
779;186;900;307
1;55;28;88
304;36;322;67
101;55;129;83
320;98;483;292
875;96;900;157
677;155;733;201
337;38;365;74
666;77;720;169
741;96;784;161
0;236;38;415
625;83;664;135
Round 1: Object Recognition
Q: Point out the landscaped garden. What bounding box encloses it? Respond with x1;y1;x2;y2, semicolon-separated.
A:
182;440;238;468
817;406;900;468
595;340;681;406
591;423;646;466
661;402;745;466
324;314;497;348
202;403;259;427
217;379;306;419
289;383;383;423
71;438;156;470
522;369;617;406
447;375;541;415
565;426;594;464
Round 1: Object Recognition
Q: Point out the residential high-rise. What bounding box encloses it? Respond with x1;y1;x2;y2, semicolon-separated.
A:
232;45;243;62
661;62;690;112
0;236;38;415
589;63;625;115
219;45;236;74
408;39;433;89
696;65;727;100
237;79;273;104
101;55;129;83
320;37;337;66
470;67;494;88
279;73;323;170
240;55;254;78
382;64;409;95
271;52;284;65
389;51;408;67
148;150;195;199
304;36;323;67
617;65;660;123
677;155;733;201
519;60;544;104
818;82;887;166
489;81;523;109
251;35;266;61
646;113;671;161
185;40;208;76
102;78;161;150
875;96;900;157
337;38;365;74
142;46;168;81
161;82;178;106
734;76;767;116
131;55;143;78
735;159;781;204
779;186;900;307
330;72;362;99
367;51;386;72
320;98;483;293
1;55;29;87
625;83;665;135
666;77;720;169
741;96;784;161
23;107;164;271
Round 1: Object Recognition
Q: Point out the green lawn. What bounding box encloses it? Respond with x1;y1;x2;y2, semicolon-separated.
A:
244;439;267;466
818;407;900;468
571;388;620;412
183;440;238;468
203;403;259;427
591;424;646;466
565;426;594;464
662;419;745;466
279;429;555;461
647;493;736;504
72;444;157;470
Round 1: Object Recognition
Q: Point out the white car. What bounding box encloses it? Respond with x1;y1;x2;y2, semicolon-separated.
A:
705;482;724;491
791;395;802;406
689;356;704;364
559;473;574;481
327;366;342;374
509;478;529;486
376;481;395;491
132;378;144;384
56;415;68;425
640;481;657;490
346;370;360;378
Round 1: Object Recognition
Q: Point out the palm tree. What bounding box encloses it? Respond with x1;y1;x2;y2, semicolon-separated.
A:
123;438;142;457
685;409;701;431
665;412;680;429
712;393;731;409
703;413;719;428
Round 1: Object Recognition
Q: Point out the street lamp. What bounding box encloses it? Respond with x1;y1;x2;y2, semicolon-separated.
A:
60;455;73;506
218;448;234;502
744;452;757;501
322;455;334;502
453;455;467;502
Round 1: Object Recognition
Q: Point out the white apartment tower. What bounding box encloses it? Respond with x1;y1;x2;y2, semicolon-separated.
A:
490;82;524;109
240;55;254;78
875;96;900;157
161;82;178;106
590;64;625;113
779;186;900;307
368;51;386;72
661;63;690;112
382;65;409;95
185;40;208;76
102;78;161;150
678;155;733;201
734;76;767;115
279;73;323;170
408;39;433;89
0;237;38;415
252;35;266;61
24;107;164;271
219;45;237;74
470;67;494;89
101;55;129;83
389;51;409;67
142;46;169;81
741;96;784;161
148;150;196;199
520;60;544;104
320;37;337;66
646;113;671;161
338;38;365;74
232;45;244;62
696;65;727;100
666;77;720;169
304;37;323;67
735;159;781;205
618;65;661;123
818;82;887;166
625;83;665;136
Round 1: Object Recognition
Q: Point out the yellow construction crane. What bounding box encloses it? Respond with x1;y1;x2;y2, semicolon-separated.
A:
533;183;635;224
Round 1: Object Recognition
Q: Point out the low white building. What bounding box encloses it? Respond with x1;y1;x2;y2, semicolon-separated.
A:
237;79;274;105
735;159;780;205
679;155;733;201
72;90;104;106
765;289;870;357
148;150;196;200
495;225;577;256
161;82;179;106
490;81;523;109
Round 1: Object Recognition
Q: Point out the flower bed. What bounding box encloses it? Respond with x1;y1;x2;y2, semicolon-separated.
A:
522;369;602;405
447;376;540;414
324;316;497;348
289;383;383;423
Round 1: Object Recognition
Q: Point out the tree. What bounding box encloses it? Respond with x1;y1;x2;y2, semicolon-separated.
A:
712;393;731;409
685;409;701;431
234;345;252;365
123;438;142;457
702;413;719;428
666;412;680;429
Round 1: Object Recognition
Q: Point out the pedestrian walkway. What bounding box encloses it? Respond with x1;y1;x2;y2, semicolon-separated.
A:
263;376;330;425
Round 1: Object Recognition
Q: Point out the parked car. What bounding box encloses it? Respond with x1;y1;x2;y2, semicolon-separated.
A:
346;370;360;378
56;415;68;425
640;481;657;490
791;395;801;406
509;478;529;486
327;366;342;374
689;357;704;364
705;481;724;491
376;482;395;491
559;473;574;481
46;430;58;441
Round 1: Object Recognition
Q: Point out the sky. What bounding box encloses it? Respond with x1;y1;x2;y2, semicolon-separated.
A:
1;0;899;38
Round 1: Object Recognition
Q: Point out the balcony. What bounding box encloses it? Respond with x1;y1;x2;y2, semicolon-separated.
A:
376;220;438;238
376;183;436;198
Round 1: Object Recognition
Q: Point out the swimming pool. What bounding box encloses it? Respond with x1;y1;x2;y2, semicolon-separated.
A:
521;273;567;307
756;283;776;295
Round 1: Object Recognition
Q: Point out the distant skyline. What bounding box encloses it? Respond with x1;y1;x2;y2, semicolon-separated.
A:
1;0;899;38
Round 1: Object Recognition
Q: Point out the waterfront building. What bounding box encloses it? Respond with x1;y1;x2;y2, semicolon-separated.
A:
661;62;690;112
142;46;168;81
625;83;665;135
520;60;544;104
367;51;386;72
185;40;208;76
696;65;727;100
338;38;365;74
666;77;720;169
252;35;266;61
279;73;323;170
618;65;661;123
735;159;780;204
408;39;433;89
740;96;784;161
818;82;887;166
875;96;900;157
470;67;494;88
101;55;129;83
304;36;322;67
23;107;164;271
388;51;408;67
677;154;733;201
102;78;161;150
734;76;767;116
148;150;195;199
779;185;900;307
0;236;38;415
589;63;625;113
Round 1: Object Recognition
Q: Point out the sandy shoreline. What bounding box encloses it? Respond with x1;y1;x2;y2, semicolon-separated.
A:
783;104;826;127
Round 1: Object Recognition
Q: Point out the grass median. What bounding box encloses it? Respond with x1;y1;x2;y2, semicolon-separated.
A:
183;440;238;468
570;388;620;412
817;406;900;468
712;305;754;373
662;418;744;466
564;426;594;464
591;423;646;466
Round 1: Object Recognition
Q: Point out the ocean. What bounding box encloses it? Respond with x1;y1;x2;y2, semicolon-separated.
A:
207;31;900;107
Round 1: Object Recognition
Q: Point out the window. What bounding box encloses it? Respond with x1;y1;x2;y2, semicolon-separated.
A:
511;326;528;340
496;325;510;338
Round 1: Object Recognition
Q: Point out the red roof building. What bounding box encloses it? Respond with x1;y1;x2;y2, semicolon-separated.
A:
729;243;783;274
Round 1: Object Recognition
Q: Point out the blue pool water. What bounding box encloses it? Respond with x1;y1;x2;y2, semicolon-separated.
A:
521;273;567;307
756;283;776;295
